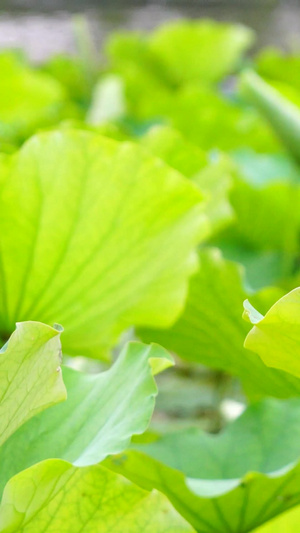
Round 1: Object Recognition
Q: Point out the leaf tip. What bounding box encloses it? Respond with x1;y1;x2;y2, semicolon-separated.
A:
243;299;264;325
148;343;174;376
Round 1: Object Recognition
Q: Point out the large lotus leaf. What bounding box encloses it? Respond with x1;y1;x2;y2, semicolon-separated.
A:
0;459;194;533
139;248;300;399
0;130;204;359
0;341;172;494
240;70;300;163
106;398;300;533
148;19;254;85
244;287;300;379
0;321;66;447
140;126;234;234
0;53;66;144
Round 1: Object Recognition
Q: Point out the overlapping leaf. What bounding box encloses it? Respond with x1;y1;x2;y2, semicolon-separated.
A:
106;398;300;533
244;287;300;379
0;336;193;531
0;460;194;533
139;248;300;399
0;341;172;493
106;20;253;122
140;126;234;234
107;19;254;88
0;321;66;446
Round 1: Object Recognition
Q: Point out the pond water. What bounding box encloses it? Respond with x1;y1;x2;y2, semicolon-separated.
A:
0;1;299;62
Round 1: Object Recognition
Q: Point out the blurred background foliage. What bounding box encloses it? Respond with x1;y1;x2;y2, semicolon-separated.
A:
1;0;300;434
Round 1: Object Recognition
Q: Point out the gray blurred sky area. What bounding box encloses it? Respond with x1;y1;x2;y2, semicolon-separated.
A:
0;0;299;61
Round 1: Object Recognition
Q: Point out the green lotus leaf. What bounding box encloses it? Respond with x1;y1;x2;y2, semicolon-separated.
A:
0;459;194;533
139;248;300;399
0;321;66;447
107;20;253;90
0;130;204;359
244;287;300;379
148;19;254;84
0;342;189;532
0;342;172;494
0;52;66;144
106;398;300;533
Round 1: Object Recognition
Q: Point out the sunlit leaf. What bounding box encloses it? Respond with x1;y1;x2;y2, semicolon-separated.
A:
244;287;300;379
0;130;204;359
0;321;65;447
0;460;194;533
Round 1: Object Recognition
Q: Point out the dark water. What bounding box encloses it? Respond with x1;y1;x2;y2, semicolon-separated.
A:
0;1;299;61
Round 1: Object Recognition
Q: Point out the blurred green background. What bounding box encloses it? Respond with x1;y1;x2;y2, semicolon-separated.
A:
0;1;299;62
